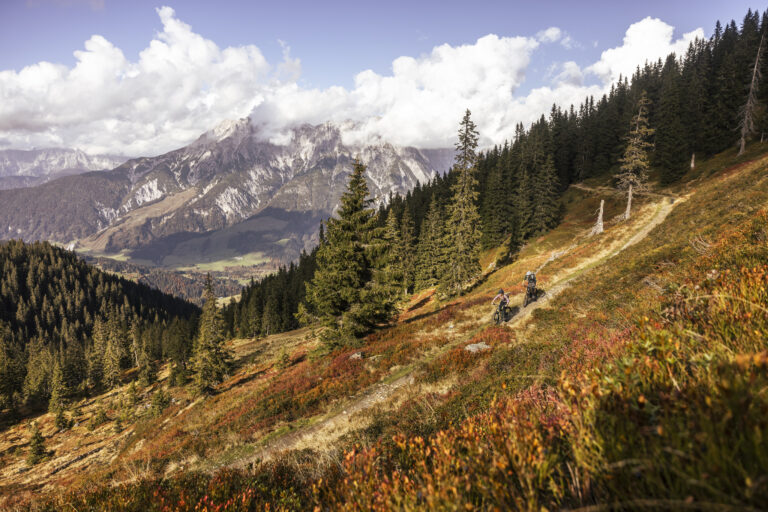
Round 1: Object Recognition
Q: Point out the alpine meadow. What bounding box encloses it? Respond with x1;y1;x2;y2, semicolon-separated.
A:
1;3;768;511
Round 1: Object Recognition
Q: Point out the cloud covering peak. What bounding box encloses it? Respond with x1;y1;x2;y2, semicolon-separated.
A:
0;7;704;156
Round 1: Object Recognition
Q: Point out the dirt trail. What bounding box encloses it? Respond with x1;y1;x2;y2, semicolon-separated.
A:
227;192;681;468
231;373;415;469
508;195;680;326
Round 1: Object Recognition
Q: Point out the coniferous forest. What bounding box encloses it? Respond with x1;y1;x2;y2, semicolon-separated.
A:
224;9;768;343
0;240;199;415
2;7;768;511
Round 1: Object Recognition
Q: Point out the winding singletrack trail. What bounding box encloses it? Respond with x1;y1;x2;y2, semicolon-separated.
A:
227;190;682;468
509;194;682;326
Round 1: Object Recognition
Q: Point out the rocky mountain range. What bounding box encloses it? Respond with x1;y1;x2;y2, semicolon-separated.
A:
0;120;452;267
0;148;126;190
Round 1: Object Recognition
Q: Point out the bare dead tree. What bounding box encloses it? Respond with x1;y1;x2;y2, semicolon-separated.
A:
590;199;604;236
738;33;764;156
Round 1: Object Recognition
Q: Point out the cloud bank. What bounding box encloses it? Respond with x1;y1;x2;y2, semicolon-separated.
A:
0;8;704;156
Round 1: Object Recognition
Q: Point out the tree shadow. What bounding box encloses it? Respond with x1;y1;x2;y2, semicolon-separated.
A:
217;367;269;394
406;295;432;313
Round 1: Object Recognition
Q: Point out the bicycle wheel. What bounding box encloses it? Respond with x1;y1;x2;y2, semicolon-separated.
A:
493;310;500;324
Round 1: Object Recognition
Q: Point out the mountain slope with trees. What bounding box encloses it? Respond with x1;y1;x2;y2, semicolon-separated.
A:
1;6;768;510
0;240;198;416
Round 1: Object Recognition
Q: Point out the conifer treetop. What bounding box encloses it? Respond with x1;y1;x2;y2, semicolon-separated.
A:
455;109;480;171
617;91;654;191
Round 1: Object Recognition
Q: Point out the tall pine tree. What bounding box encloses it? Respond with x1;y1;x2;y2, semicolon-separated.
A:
441;109;482;296
192;275;232;394
414;196;447;290
616;91;654;220
655;55;689;183
302;161;395;346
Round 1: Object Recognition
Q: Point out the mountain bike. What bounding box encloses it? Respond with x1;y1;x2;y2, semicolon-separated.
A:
492;302;509;324
523;282;537;307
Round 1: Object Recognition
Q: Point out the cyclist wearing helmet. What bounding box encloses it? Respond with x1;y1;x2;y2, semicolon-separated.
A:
523;271;536;288
491;288;510;308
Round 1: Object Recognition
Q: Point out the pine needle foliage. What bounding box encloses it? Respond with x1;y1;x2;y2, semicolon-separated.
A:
617;91;654;193
441;109;483;296
192;275;232;394
302;161;396;347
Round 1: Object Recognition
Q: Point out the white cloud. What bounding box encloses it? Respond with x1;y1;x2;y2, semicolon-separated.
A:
537;27;563;44
0;6;272;156
553;61;584;86
536;26;576;49
251;34;541;148
587;17;704;82
0;9;706;156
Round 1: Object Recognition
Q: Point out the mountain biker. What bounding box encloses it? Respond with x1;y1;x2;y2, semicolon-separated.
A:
523;271;536;289
491;289;510;308
522;271;537;306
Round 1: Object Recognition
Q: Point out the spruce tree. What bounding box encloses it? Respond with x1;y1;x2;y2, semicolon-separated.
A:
529;154;562;234
400;208;417;294
27;422;46;465
137;337;156;388
48;359;67;414
192;274;232;394
302;161;394;346
414;197;447;290
617;91;654;220
655;55;689;183
102;314;125;390
0;322;24;411
383;209;405;295
87;317;107;390
441;110;482;296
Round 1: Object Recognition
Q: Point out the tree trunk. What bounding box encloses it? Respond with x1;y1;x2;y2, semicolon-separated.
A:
690;153;695;170
591;199;604;235
738;33;764;156
625;184;633;221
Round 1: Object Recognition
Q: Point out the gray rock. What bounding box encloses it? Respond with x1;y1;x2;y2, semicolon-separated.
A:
464;342;491;353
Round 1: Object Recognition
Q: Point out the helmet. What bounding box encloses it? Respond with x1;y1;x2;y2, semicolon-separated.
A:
498;289;504;295
525;271;533;277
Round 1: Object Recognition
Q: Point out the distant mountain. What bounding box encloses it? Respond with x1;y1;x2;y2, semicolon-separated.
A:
0;120;453;266
0;148;126;190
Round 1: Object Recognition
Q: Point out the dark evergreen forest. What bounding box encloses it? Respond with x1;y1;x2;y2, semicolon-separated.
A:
223;9;768;341
0;240;198;413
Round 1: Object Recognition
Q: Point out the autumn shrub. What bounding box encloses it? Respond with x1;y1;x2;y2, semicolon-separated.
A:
420;326;513;383
319;388;572;511
34;462;314;511
561;209;768;508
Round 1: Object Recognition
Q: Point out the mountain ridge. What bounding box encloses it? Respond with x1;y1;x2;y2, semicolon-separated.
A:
0;119;452;266
0;148;127;190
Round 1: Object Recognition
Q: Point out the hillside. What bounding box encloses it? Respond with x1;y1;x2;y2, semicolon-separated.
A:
0;241;199;429
2;143;766;509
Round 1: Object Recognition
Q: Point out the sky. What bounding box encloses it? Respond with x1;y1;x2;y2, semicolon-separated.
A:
0;0;761;156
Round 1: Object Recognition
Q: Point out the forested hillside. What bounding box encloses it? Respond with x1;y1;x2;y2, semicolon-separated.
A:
0;240;198;414
2;7;768;511
227;8;768;342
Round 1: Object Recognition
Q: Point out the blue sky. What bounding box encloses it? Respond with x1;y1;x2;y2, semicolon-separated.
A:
0;1;761;155
2;0;756;89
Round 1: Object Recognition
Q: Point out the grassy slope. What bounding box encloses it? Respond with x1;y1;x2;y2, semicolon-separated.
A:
2;144;767;510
